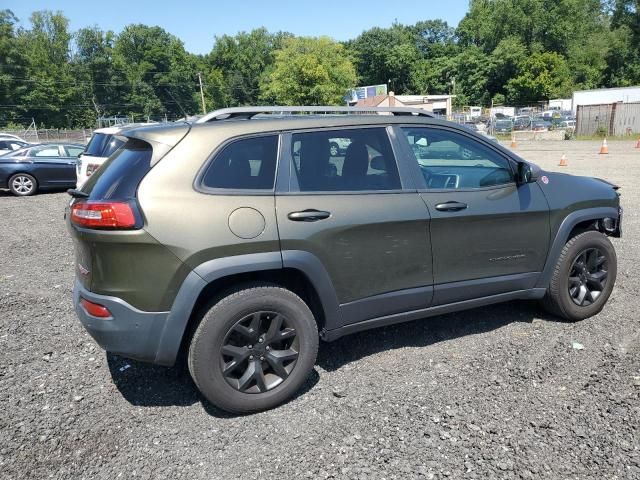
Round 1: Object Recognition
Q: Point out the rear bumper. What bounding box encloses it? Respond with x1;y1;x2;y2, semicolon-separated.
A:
73;280;171;365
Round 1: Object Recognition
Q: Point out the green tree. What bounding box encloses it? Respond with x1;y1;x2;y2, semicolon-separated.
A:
0;10;28;126
506;52;572;104
72;26;118;123
260;37;356;105
207;28;290;107
604;1;640;85
113;24;199;120
17;10;80;127
347;24;419;91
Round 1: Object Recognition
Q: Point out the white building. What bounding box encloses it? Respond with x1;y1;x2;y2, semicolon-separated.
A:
572;86;640;113
549;98;572;111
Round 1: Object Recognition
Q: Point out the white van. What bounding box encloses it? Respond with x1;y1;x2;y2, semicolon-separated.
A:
76;123;154;189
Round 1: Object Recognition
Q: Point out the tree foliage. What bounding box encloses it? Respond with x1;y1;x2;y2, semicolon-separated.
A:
0;2;639;127
260;37;356;105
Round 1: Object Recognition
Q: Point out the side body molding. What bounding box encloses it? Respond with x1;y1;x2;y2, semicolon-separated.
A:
536;206;619;289
154;252;282;365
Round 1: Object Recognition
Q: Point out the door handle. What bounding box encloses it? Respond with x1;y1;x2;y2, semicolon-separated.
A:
435;201;468;212
288;209;331;222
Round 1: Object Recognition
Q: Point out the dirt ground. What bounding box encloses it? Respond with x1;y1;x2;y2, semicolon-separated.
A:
1;140;638;479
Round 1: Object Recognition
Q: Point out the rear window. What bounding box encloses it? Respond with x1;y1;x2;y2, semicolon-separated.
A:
84;133;125;157
202;135;278;190
83;139;152;200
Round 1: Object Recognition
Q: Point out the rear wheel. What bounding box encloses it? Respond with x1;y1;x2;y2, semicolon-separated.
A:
188;284;318;413
542;230;617;321
9;173;37;196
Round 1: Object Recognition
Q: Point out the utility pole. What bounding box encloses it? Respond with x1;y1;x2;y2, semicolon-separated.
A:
197;72;206;115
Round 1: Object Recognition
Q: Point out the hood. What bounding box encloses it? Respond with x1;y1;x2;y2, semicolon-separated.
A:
536;170;620;210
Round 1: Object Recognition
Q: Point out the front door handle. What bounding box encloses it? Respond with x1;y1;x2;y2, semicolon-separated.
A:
435;201;468;212
288;209;331;222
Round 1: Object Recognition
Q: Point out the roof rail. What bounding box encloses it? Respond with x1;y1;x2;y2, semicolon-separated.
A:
195;106;434;123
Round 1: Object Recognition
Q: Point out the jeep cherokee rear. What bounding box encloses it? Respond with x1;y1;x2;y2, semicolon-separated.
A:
67;106;621;413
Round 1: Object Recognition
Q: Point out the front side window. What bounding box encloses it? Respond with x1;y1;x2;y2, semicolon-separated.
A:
401;127;514;190
202;135;278;190
291;128;400;192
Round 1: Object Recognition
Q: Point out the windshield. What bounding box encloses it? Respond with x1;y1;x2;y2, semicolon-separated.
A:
84;133;125;157
496;121;512;127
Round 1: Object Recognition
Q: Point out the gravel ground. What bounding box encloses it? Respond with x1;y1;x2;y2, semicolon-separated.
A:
1;140;639;479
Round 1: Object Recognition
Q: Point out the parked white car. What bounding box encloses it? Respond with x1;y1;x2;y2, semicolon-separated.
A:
0;139;29;155
0;133;27;142
76;123;154;189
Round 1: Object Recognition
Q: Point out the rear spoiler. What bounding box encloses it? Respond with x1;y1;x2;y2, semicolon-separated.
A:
119;122;191;166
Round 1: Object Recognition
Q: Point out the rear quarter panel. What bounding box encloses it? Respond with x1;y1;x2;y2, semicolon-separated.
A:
136;125;281;272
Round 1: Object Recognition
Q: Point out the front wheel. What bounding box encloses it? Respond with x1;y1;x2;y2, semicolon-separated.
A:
542;230;617;321
188;284;318;413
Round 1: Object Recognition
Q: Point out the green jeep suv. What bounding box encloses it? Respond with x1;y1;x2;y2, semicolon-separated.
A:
67;106;622;413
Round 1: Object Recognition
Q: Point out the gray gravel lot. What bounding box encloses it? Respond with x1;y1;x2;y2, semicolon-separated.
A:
1;140;639;479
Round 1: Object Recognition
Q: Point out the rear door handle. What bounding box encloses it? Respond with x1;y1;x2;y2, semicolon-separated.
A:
288;209;331;222
435;201;468;212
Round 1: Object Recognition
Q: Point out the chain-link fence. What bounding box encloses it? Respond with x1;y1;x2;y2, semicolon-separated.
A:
0;128;93;145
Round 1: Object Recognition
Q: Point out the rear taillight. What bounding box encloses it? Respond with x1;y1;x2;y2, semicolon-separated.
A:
71;201;137;229
86;163;100;176
80;298;112;318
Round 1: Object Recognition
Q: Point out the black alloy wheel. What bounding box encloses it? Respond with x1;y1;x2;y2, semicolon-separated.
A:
568;247;608;307
220;311;299;393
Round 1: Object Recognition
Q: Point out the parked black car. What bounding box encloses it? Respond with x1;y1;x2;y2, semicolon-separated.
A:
0;143;85;196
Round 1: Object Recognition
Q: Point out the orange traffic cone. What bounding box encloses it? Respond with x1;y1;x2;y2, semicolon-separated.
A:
599;138;609;154
635;138;640;149
510;135;517;149
559;153;568;166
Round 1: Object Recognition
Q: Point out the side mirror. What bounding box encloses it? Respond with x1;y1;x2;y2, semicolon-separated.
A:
517;162;538;184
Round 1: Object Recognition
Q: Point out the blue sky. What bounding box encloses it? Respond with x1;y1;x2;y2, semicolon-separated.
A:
4;0;469;54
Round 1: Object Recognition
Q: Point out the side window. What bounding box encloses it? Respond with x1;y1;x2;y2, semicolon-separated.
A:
401;127;514;189
65;146;85;157
202;135;278;190
291;128;400;192
0;141;8;149
31;146;61;157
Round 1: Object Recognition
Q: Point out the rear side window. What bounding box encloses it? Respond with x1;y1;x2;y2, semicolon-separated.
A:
83;139;152;200
31;146;60;157
202;135;278;190
291;127;400;192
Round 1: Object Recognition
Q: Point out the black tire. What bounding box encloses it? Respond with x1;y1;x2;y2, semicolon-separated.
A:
8;173;37;196
542;230;617;321
329;142;339;157
188;284;318;414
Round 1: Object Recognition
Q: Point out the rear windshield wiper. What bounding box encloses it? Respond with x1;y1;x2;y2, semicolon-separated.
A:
67;189;89;198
